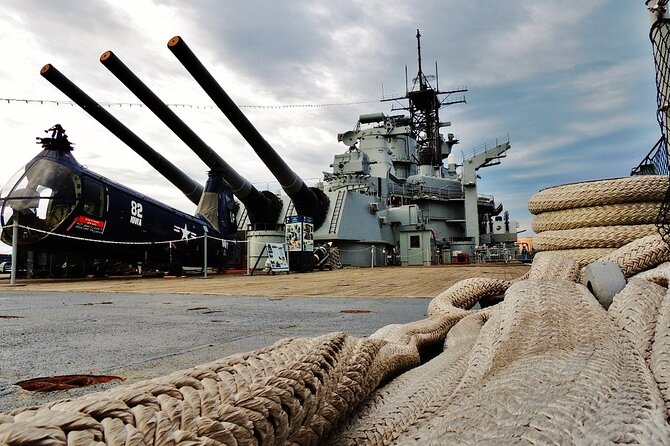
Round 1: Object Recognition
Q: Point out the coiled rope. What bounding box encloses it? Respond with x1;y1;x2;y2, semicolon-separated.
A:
527;175;669;214
3;175;670;444
530;175;669;265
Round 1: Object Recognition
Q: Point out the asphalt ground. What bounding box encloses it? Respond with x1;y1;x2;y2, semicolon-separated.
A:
0;291;429;411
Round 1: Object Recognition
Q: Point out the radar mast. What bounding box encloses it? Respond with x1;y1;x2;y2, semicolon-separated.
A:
382;29;467;168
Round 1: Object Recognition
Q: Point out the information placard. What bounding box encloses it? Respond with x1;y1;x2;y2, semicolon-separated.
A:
266;243;289;272
285;215;314;252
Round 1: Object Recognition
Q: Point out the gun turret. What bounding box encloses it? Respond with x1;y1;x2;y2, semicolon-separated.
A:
167;36;330;228
99;51;281;225
40;64;203;205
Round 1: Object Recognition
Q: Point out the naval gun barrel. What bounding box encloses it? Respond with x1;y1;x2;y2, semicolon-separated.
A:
99;50;281;225
40;64;203;205
167;36;329;228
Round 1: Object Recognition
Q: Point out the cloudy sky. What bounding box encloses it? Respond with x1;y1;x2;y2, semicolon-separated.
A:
0;0;661;238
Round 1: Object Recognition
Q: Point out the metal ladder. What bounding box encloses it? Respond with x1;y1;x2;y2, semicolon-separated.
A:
238;206;248;227
329;190;345;233
283;199;295;222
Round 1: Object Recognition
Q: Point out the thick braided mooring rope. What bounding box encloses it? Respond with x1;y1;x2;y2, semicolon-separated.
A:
532;201;661;232
527;175;668;214
533;224;659;251
531;175;669;265
3;176;670;444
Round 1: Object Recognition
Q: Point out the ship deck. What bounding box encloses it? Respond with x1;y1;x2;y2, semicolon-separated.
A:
1;263;529;297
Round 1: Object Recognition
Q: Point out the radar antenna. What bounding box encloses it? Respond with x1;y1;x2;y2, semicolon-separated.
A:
416;29;426;90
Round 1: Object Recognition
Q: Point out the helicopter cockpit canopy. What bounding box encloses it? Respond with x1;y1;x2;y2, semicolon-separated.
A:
0;158;81;243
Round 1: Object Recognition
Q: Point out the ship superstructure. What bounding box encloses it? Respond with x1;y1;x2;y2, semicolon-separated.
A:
240;30;517;267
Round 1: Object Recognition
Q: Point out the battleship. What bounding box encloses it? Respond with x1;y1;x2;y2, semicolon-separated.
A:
0;30;516;276
240;30;517;269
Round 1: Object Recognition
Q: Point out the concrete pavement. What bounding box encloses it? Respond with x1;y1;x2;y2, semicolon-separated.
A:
0;291;429;411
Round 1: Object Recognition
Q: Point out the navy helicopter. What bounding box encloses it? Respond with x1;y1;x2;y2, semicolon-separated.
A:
0;124;238;276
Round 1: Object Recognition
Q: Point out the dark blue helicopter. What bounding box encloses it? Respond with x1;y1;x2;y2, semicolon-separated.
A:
0;124;237;276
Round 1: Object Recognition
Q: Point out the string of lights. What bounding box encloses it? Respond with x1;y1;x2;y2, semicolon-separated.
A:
0;97;380;109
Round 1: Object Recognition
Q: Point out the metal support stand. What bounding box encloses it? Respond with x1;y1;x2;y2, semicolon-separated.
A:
249;244;267;276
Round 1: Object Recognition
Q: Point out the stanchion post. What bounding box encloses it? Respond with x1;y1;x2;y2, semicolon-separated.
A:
202;226;208;279
246;240;251;276
371;244;375;269
10;217;18;285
